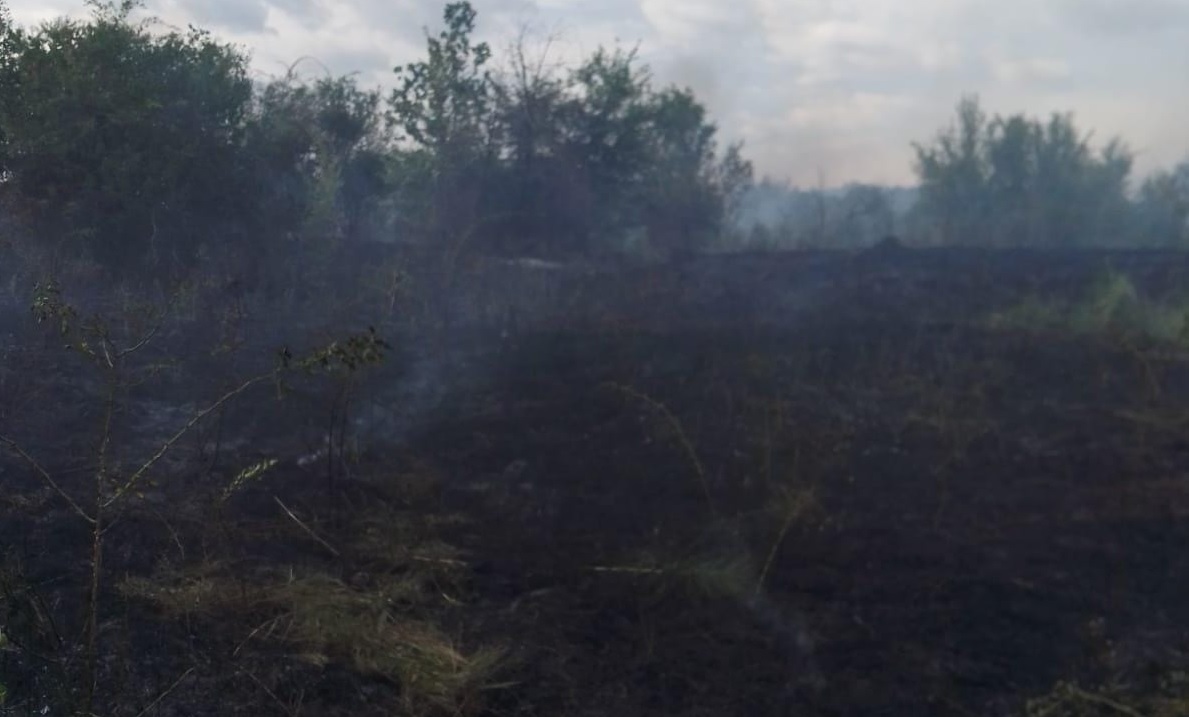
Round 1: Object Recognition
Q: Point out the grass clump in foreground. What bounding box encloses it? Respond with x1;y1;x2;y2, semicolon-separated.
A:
267;574;505;715
120;567;506;716
989;268;1189;346
1024;676;1189;717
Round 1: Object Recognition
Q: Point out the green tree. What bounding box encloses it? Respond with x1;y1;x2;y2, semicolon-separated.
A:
1080;138;1134;246
1135;160;1189;246
0;0;253;277
236;72;391;300
713;142;757;245
485;30;577;255
639;87;747;257
541;48;748;258
387;1;495;246
984;114;1040;244
1030;112;1094;246
912;95;991;244
912;96;1136;246
561;47;654;251
246;73;388;246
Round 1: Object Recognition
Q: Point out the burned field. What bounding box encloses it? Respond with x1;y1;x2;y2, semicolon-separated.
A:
3;247;1189;716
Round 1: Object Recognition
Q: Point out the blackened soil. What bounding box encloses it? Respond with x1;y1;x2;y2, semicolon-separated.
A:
4;247;1189;716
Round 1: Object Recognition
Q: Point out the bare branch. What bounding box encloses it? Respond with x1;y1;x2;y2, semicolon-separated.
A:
274;496;340;557
0;433;96;524
132;667;195;717
100;337;114;369
116;319;163;360
602;382;716;516
104;371;276;508
1063;685;1150;717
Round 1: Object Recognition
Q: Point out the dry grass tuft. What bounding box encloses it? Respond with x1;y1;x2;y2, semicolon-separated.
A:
672;551;757;600
267;574;504;715
118;562;248;616
121;567;506;715
1025;677;1189;717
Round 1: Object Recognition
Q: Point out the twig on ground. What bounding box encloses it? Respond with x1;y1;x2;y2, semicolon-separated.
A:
1065;686;1150;717
586;565;666;575
274;496;340;557
602;382;715;515
0;433;95;523
133;667;195;717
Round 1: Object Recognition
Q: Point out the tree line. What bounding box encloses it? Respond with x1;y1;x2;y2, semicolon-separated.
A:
740;97;1188;250
910;95;1188;248
0;0;752;283
1;0;1186;285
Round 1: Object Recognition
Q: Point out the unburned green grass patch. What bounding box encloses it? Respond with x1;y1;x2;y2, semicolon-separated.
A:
989;268;1189;346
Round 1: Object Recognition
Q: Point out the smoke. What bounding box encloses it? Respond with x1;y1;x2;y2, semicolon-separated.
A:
295;341;459;468
732;180;918;248
662;53;728;113
744;590;825;693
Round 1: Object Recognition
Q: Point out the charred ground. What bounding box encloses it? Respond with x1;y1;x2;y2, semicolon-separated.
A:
3;245;1189;716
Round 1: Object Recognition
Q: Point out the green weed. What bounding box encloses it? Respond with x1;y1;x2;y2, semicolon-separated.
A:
989;268;1189;346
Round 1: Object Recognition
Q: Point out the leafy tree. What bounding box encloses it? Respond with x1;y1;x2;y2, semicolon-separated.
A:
2;0;752;274
480;44;657;256
485;30;577;255
245;73;388;247
562;47;654;249
638;88;720;255
1080;138;1134;246
387;1;495;245
639;88;752;257
984;114;1039;244
713;142;756;245
386;8;749;260
235;72;391;301
1135;160;1189;246
388;2;492;154
0;0;253;276
526;47;749;258
912;95;991;244
912;95;1137;247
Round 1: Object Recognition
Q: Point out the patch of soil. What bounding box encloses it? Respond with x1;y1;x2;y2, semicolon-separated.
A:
4;247;1189;716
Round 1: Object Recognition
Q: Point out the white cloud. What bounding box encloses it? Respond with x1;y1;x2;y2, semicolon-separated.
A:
989;56;1072;85
1059;0;1189;35
8;0;81;26
171;0;269;33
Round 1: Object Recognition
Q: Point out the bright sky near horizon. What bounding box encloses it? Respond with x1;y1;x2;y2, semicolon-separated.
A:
8;0;1189;187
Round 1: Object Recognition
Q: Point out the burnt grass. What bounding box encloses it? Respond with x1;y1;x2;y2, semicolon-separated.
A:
4;245;1189;716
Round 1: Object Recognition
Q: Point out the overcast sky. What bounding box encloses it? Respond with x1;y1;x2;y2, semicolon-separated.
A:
9;0;1189;187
